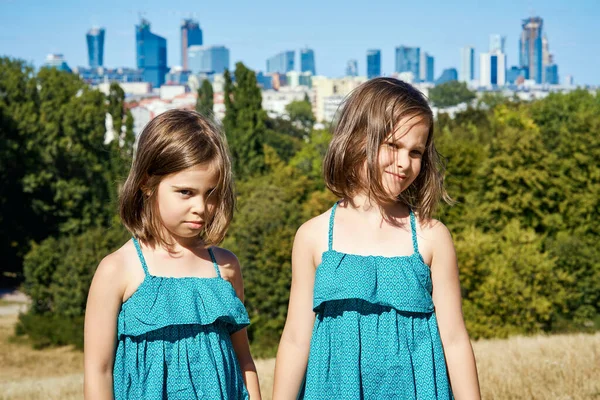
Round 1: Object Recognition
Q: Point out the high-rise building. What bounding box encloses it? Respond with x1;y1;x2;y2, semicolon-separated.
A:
419;52;434;83
136;19;168;88
86;27;105;68
300;48;316;75
181;19;203;71
489;34;506;53
542;34;550;66
188;45;230;74
346;59;358;77
545;64;559;85
395;46;420;81
480;52;506;87
366;49;381;79
519;17;544;84
44;54;71;72
460;46;475;82
435;68;458;85
267;51;295;74
507;66;528;84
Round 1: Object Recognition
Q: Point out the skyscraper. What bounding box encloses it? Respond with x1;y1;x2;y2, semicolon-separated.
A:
300;48;316;75
480;52;506;87
181;19;203;71
519;17;543;84
545;64;559;85
135;19;169;87
188;45;230;74
267;51;295;74
86;27;105;68
346;59;358;77
419;52;434;83
489;34;506;53
136;19;168;88
435;68;458;85
366;49;381;79
460;46;475;82
44;54;72;72
395;46;420;81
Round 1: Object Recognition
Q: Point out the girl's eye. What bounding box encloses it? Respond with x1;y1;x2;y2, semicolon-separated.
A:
410;150;423;157
385;142;399;149
179;190;192;196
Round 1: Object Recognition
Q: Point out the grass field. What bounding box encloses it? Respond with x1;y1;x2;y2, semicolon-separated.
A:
1;311;598;400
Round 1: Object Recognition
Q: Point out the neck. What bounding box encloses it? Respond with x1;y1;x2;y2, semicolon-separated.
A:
348;193;408;220
155;228;204;254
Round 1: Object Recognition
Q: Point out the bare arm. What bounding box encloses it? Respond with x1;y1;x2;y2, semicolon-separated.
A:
429;222;481;400
272;222;318;400
221;250;262;400
83;254;127;400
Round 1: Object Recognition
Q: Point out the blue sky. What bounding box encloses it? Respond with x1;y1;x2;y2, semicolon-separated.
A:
1;0;598;85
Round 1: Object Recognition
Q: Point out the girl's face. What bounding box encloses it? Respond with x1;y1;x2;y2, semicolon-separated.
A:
378;115;429;198
155;162;219;241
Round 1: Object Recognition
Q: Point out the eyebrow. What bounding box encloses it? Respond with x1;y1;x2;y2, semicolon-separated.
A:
171;185;196;190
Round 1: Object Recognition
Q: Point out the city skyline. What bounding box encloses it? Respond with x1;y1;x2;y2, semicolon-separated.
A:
1;0;599;85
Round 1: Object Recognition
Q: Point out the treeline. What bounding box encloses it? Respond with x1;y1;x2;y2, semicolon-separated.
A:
1;57;598;355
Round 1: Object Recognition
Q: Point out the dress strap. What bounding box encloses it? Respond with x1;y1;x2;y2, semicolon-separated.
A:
409;210;419;254
328;202;339;251
207;248;222;278
132;237;150;276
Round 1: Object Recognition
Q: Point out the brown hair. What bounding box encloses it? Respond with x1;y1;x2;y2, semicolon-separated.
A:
323;77;450;220
119;109;235;248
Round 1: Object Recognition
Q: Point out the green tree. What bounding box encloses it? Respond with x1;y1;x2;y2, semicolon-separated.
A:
0;57;39;280
224;62;267;179
285;99;315;132
461;221;569;339
474;105;560;233
428;81;476;108
107;82;125;136
196;79;214;118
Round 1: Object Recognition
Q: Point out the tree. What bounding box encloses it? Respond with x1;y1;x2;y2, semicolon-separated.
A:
428;81;476;108
0;57;39;281
224;62;267;179
460;221;569;339
195;79;214;118
474;105;560;233
107;82;125;136
285;99;315;132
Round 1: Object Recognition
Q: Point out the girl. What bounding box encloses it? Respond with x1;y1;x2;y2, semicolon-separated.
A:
273;78;480;399
84;110;261;399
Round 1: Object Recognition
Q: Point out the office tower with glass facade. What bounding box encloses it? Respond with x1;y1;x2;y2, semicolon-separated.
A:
519;17;543;84
267;51;295;74
366;49;381;79
136;19;168;88
86;27;105;68
300;48;316;75
181;19;203;71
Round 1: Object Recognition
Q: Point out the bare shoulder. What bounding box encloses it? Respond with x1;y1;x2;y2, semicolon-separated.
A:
414;217;455;266
418;218;453;242
95;240;132;280
89;239;138;299
295;209;330;248
210;246;241;278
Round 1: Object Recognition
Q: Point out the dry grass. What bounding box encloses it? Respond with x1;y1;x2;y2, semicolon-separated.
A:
474;332;600;399
0;314;84;400
1;311;598;400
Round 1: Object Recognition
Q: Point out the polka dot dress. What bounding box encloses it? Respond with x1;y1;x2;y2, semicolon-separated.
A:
112;238;250;399
299;202;453;399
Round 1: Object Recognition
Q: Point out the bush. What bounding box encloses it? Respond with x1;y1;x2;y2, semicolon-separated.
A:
17;224;129;348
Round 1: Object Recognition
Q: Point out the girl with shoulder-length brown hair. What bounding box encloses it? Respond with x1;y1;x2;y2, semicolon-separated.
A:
84;109;261;400
274;78;480;399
